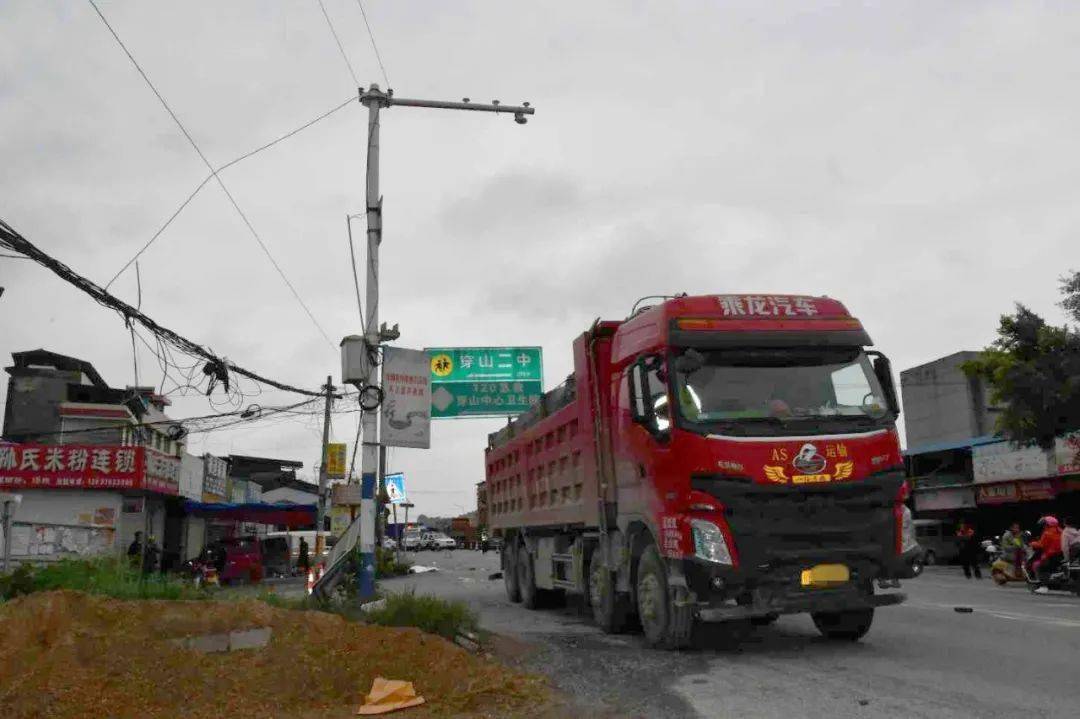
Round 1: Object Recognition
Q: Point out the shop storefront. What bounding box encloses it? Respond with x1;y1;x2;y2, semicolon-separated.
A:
0;442;179;563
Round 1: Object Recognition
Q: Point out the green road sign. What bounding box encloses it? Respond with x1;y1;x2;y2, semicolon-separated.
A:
426;347;543;418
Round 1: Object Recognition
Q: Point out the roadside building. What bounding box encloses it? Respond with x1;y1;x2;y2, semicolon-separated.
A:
0;349;183;565
902;350;1080;534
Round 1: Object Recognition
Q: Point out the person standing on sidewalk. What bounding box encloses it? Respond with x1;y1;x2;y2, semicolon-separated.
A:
956;520;982;579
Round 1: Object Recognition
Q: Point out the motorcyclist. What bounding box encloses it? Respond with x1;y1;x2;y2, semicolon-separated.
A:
1029;516;1063;592
1061;517;1080;563
999;522;1024;573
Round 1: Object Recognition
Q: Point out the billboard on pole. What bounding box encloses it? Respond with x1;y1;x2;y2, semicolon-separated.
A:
325;443;347;479
427;347;543;418
384;472;407;505
380;347;432;448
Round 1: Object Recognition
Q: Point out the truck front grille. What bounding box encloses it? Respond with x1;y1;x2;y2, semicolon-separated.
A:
691;471;904;569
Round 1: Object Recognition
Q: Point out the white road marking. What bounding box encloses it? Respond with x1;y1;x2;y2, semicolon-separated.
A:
905;600;1080;628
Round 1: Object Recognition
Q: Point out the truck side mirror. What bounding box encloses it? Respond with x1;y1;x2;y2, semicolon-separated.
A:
869;353;900;416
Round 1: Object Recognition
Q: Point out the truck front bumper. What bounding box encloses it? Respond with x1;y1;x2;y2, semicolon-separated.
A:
674;547;917;621
694;586;904;622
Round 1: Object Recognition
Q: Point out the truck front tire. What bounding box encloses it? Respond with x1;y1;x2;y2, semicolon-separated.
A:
517;542;540;609
811;608;874;641
503;541;521;603
589;552;628;633
636;544;694;650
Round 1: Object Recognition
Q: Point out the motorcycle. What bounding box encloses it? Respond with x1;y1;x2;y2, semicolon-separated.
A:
990;546;1031;585
1023;551;1080;595
180;556;220;590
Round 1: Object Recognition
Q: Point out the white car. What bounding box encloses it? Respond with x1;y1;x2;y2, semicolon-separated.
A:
428;533;457;551
403;532;424;551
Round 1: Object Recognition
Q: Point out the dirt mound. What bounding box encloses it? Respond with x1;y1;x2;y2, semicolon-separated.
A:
0;591;550;719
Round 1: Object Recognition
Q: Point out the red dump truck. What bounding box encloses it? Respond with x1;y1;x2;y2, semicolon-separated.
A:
485;294;918;648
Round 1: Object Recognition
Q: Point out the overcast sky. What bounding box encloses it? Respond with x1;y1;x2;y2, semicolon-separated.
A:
2;1;1078;517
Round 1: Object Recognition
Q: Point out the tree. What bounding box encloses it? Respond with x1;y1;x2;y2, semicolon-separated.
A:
963;304;1080;450
1061;269;1080;325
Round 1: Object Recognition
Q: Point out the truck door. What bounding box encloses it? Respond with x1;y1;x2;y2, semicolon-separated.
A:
613;354;672;521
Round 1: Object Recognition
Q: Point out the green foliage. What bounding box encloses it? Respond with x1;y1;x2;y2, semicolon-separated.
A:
0;557;205;601
962;303;1080;449
364;589;478;640
1061;270;1080;325
376;546;412;577
0;563;36;599
253;589;315;611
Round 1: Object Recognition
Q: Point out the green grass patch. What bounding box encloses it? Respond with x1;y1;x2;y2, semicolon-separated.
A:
363;590;478;640
0;557;205;601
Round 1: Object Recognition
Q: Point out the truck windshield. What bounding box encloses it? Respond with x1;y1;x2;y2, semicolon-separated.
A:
673;347;888;430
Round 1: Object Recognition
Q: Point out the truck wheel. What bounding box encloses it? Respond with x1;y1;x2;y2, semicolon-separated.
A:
503;541;521;603
589;553;628;633
811;609;874;641
636;544;694;650
517;543;540;609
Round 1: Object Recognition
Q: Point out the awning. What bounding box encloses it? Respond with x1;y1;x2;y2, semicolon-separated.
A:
904;435;1000;457
182;500;315;527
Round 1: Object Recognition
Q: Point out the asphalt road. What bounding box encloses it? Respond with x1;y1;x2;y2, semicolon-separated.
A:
385;550;1080;719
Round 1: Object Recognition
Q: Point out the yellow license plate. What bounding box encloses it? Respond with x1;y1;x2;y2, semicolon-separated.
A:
800;564;850;587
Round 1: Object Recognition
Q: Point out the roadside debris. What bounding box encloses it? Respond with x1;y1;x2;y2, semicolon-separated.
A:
954;607;974;613
360;598;388;614
358;677;426;715
168;626;272;653
488;571;504;580
409;565;439;574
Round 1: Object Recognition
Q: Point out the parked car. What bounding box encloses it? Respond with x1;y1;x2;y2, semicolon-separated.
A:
913;519;962;567
402;531;424;551
427;532;456;551
380;535;398;551
264;531;336;572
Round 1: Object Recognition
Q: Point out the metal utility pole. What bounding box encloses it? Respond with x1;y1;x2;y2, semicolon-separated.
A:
350;84;534;600
315;375;334;556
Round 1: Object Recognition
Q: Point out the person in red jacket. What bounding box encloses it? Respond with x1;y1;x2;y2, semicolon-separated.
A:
1029;516;1063;586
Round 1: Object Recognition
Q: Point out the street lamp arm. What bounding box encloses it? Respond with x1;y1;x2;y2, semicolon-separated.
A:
388;97;535;116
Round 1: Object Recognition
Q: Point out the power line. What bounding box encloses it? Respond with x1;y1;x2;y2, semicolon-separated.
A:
346;214;364;323
217;96;356;173
0;217;326;398
316;0;360;86
3;397;321;442
87;0;336;351
354;0;391;88
103;95;356;291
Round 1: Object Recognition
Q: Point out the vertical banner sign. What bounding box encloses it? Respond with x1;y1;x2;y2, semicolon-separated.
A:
427;347;543;418
384;472;407;505
325;443;347;479
381;347;432;449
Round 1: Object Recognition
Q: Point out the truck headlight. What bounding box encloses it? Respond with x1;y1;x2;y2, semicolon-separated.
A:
900;505;917;554
691;519;733;565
